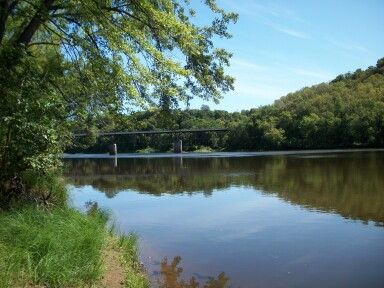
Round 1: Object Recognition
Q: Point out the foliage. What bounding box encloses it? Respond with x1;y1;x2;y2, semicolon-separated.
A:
0;49;70;199
0;168;68;209
70;58;384;153
0;0;237;200
191;145;215;152
68;108;246;152
268;59;384;149
136;147;158;154
22;170;68;205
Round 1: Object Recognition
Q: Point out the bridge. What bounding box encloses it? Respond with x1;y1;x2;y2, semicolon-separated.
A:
73;128;229;137
74;128;231;154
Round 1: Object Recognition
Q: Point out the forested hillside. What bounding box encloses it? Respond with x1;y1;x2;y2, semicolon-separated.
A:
70;58;384;153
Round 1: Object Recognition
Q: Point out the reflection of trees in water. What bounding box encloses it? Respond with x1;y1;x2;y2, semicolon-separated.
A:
64;157;248;197
64;152;384;224
156;256;230;288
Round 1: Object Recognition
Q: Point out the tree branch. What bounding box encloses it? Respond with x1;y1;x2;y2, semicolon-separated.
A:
101;6;154;30
28;41;60;46
60;15;100;51
0;0;10;45
15;0;55;46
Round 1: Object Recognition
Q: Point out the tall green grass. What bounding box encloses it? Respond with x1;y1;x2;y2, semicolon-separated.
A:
119;234;150;288
0;206;108;287
0;170;150;287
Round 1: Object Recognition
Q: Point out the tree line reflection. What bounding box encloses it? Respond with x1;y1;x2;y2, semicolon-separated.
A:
64;152;384;225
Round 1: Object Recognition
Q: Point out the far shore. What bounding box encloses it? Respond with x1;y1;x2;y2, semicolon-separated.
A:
63;148;384;159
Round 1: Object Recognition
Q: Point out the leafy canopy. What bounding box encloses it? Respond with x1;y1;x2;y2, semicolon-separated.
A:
1;0;238;109
0;0;237;195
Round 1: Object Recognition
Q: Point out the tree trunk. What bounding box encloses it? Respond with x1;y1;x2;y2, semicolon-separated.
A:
0;0;10;45
15;0;55;46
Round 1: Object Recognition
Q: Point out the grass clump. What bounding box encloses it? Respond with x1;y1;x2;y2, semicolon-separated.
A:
119;234;150;288
0;206;109;287
0;171;150;287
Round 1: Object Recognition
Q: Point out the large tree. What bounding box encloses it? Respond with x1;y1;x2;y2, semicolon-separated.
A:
0;0;237;199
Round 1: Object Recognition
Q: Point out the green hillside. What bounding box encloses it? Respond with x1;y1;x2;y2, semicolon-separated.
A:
70;58;384;152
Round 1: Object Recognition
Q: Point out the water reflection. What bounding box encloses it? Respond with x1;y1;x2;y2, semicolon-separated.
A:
65;152;384;287
155;256;229;288
64;152;384;225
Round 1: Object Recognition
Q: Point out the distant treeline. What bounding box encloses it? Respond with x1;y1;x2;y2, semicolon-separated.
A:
68;58;384;153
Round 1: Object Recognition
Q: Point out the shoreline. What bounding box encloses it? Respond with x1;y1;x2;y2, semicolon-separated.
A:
63;148;384;159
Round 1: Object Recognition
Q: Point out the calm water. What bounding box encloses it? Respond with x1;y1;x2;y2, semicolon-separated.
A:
64;151;384;288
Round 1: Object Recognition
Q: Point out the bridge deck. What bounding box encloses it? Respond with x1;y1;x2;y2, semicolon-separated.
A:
74;128;230;137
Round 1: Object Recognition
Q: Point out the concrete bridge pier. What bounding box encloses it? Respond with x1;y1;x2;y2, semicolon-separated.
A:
173;140;182;153
109;143;117;155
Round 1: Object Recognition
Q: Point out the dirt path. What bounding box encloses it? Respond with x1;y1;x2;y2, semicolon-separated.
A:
100;238;126;288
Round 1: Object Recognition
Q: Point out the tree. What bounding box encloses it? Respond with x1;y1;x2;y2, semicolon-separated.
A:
0;0;238;199
200;104;210;111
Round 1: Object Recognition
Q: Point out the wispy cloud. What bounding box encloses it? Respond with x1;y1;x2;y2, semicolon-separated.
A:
252;2;296;18
220;0;309;39
267;23;309;39
231;58;265;71
330;39;369;53
220;0;304;22
233;83;288;101
291;68;334;80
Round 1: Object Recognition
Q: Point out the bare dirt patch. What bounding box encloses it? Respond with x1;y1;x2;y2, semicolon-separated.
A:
100;238;126;288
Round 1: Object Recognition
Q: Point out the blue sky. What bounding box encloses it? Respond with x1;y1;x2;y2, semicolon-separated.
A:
186;0;384;111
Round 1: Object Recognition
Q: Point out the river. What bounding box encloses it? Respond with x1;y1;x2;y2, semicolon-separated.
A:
64;150;384;288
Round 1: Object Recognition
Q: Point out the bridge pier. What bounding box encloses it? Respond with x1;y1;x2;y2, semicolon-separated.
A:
109;143;117;155
173;140;182;153
113;156;118;167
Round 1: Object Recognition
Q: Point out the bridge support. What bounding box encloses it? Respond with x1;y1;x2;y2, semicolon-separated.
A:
109;143;117;155
173;140;182;153
113;156;118;167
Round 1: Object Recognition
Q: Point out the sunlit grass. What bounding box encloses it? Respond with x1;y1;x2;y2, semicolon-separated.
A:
0;206;108;287
119;234;150;288
0;168;150;287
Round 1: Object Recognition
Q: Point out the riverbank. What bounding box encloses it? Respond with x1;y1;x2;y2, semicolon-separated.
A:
0;175;149;287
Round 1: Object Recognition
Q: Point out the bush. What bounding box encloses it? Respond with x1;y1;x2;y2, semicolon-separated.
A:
22;170;68;206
